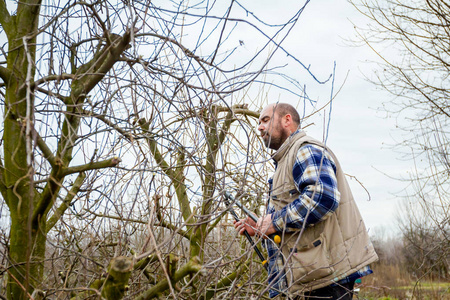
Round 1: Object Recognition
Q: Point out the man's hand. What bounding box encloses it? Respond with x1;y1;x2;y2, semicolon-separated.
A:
256;214;277;238
234;214;277;238
234;216;257;236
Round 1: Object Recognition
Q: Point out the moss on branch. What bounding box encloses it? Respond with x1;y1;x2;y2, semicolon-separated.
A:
0;0;12;37
203;271;238;300
101;256;133;300
135;256;204;300
134;254;159;271
46;172;86;232
61;156;121;176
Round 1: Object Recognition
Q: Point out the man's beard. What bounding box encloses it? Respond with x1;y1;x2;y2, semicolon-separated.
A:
263;125;289;150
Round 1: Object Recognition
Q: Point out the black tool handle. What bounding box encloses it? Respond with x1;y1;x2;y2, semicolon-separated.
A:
224;191;281;245
224;195;268;270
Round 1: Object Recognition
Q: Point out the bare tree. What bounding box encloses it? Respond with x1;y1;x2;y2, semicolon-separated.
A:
351;0;450;284
0;1;333;299
398;200;449;280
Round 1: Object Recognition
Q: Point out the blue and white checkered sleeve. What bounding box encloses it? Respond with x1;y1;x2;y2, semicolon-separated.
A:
271;144;340;232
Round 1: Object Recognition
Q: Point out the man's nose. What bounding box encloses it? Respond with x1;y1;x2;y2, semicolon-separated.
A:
257;123;264;132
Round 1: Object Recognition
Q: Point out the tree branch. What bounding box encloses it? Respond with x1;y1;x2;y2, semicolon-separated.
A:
0;0;12;36
46;172;86;232
138;118;175;178
207;211;226;235
0;65;11;85
33;73;76;88
86;209;192;240
81;108;133;141
34;128;57;168
134;254;159;271
216;104;260;150
139;118;194;227
216;104;260;119
200;259;250;300
0;157;8;205
72;30;132;98
101;256;133;300
202;271;239;300
61;156;121;177
134;256;205;300
33;156;120;225
56;29;132;174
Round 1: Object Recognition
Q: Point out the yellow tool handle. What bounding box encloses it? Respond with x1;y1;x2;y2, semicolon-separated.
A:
269;234;281;244
273;235;281;244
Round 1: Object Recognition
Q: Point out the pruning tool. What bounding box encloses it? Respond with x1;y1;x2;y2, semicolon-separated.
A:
223;191;281;270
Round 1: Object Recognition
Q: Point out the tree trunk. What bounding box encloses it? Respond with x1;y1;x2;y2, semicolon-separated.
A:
3;1;42;299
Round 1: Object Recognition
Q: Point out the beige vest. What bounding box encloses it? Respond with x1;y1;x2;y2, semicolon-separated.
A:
270;131;378;294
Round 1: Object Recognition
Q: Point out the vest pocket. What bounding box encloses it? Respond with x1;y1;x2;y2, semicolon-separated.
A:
287;234;334;284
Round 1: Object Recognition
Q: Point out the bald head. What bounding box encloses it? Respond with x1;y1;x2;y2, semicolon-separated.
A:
273;103;300;127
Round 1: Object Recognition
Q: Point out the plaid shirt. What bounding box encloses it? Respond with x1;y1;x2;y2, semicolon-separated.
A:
263;143;372;298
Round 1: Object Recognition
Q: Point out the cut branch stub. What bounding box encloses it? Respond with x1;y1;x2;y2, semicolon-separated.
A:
135;256;205;300
101;256;133;300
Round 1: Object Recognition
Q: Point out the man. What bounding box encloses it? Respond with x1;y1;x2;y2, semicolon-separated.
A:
234;103;378;299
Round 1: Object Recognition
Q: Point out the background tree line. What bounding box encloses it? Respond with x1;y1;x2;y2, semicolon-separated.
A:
352;0;449;297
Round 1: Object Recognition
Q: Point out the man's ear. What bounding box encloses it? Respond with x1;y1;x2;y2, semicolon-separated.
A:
283;114;292;128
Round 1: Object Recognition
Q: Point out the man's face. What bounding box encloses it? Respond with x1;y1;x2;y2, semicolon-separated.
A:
257;105;288;150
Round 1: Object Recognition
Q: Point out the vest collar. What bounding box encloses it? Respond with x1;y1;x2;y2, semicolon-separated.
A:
272;130;306;162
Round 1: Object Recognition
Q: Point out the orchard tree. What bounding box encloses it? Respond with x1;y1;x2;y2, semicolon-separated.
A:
398;201;449;280
351;0;449;283
0;1;331;299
